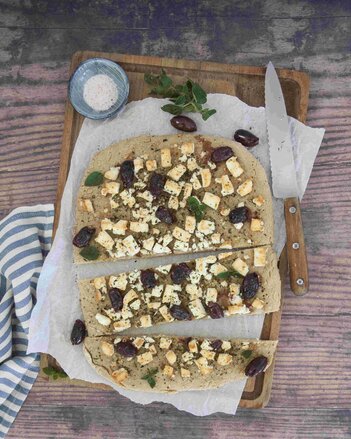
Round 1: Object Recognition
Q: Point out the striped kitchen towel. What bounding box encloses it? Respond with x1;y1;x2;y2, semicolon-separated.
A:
0;205;54;438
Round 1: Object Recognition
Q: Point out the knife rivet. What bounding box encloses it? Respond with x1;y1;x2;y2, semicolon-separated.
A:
292;242;300;249
289;206;297;214
296;278;304;286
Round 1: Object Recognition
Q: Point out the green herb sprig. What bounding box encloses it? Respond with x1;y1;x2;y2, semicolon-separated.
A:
43;366;68;380
144;70;216;121
215;270;244;280
242;350;253;359
187;196;206;222
79;246;100;261
85;171;104;186
141;368;158;388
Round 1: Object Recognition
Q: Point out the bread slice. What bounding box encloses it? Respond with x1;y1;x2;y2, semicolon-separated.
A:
84;335;277;393
79;245;280;337
74;134;273;264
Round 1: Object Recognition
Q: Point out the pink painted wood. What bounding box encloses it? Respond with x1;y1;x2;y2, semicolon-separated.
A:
1;0;351;436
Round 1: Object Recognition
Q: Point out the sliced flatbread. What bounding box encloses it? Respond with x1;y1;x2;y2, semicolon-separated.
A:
74;134;273;263
80;245;280;337
84;335;277;393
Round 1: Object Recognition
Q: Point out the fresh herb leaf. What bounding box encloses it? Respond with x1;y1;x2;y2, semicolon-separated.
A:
144;69;216;120
142;368;158;388
79;246;100;261
242;349;253;359
85;171;104;186
187;196;206;222
43;366;68;379
215;270;244;280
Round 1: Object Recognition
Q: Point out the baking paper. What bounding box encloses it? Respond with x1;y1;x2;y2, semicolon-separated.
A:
28;95;324;416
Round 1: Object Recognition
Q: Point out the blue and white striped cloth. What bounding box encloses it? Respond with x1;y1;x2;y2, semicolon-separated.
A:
0;205;54;438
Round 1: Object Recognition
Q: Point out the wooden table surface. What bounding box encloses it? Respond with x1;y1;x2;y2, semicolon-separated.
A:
1;1;350;437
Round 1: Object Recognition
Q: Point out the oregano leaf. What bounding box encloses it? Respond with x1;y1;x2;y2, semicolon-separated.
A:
79;246;100;261
84;171;104;187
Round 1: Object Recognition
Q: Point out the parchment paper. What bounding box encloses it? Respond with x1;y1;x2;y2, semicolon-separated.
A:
28;95;324;416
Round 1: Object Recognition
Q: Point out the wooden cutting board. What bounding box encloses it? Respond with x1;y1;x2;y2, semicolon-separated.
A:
40;50;309;409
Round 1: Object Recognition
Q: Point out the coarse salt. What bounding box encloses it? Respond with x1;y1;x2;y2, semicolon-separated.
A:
83;74;118;112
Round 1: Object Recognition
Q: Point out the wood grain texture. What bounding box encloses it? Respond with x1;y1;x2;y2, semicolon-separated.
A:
1;0;351;437
284;198;309;295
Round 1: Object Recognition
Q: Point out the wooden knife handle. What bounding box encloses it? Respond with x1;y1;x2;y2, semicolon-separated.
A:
284;197;309;296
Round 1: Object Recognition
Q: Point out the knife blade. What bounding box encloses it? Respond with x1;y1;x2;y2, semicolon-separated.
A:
265;61;309;296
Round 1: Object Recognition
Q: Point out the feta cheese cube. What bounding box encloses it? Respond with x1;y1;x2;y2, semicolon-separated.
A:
190;173;202;190
142;237;155;251
112;220;128;236
181;368;191;378
251;218;264;232
161;148;172;167
181;142;194;155
162;285;181;305
200;168;212;188
123;289;138;305
194;357;213;375
139;315;152;328
164;179;182;196
185;284;201;300
95;313;111;326
137;352;153;366
101;218;113;231
232;258;249;276
202;192;220;210
188;339;198;353
219;175;234;196
205;287;218;303
130;299;141;310
122;235;140;256
93;276;107;292
187;157;199;171
95;231;114;250
252;297;264;309
155;264;172;274
210;263;228;276
130;222;149;233
79;198;94;213
222;341;231;351
137;190;153;202
103;181;120;195
211;233;221;244
197;219;215;235
104;166;120;180
201;350;216;360
132;337;145;349
184;216;196;234
145;159;157;171
188;299;207;319
134;158;144;174
153;243;171;254
226;156;244;177
254;247;267;266
237;179;253;196
217;353;233;366
163;365;174;377
159;305;174;322
109;273;128;290
172;226;191;242
113;319;131;332
159;337;172;350
111;368;128;383
168;196;179;210
253;195;265;206
167;164;187;181
151;285;164;297
165;350;177;365
182;352;194;364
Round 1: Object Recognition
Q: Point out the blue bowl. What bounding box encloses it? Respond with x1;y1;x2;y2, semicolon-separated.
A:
68;58;129;120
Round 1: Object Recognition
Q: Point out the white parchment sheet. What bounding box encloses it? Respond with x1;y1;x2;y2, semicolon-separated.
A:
28;95;324;416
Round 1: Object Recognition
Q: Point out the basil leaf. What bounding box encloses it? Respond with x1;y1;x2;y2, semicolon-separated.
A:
84;171;104;187
142;368;158;388
161;104;183;115
192;83;207;104
187;196;206;222
242;349;253;359
79;246;100;261
215;270;244;280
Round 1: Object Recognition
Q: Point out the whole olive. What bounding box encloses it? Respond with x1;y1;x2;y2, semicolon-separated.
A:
234;129;259;148
170;115;197;132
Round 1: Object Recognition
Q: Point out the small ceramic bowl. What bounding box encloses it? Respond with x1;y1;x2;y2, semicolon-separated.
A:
68;58;129;120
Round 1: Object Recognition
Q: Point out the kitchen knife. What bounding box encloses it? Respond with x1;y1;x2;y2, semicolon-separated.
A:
265;61;309;296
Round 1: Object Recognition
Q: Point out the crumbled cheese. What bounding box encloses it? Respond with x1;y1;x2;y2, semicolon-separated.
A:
110;198;119;209
202;192;220;210
168;195;179;210
183;216;196;234
194;357;213;375
211;233;221;244
163;365;174;377
189;299;207;319
134;157;144;174
234;222;244;230
220;208;230;217
182;352;194;364
139;315;152;327
101;218;113;231
226;156;244;177
232;258;249;276
165;350;177;365
109;273;128;290
147;302;161;309
205;287;218;304
222;341;231;351
79;198;94;213
179;183;193;208
252;297;265;309
95;231;114;250
210;262;227;276
187;157;199;171
120;189;136;208
254;247;267;266
130;221;149;233
189;270;202;284
145;159;157;171
122;235;140;256
161;148;172;167
201;349;216;360
200;168;212;188
95;313;111;326
132;337;145;349
151;285;164;297
153;243;171;254
227;304;250;315
217;353;233;366
172;226;191;242
137;352;153;366
188;339;198;353
186;284;202;300
181;142;194;155
160;337;172;350
149;344;157;355
102;181;120;196
104;166;120;180
111;368;128;383
93;276;107;292
101;341;114;357
112;220;128;236
197;219;215;235
251;218;264;232
164;179;182;196
123;289;138;305
167;164;187;181
159;305;174;322
237;179;253;196
142;237;155;251
181;368;191;378
173;240;189;252
229;283;240;296
162;285;181;305
155;264;172;274
253;195;265;206
190;173;202;190
137;190;153;202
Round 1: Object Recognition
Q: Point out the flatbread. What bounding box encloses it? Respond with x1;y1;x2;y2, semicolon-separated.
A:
83;335;278;393
74;134;274;264
80;246;280;337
